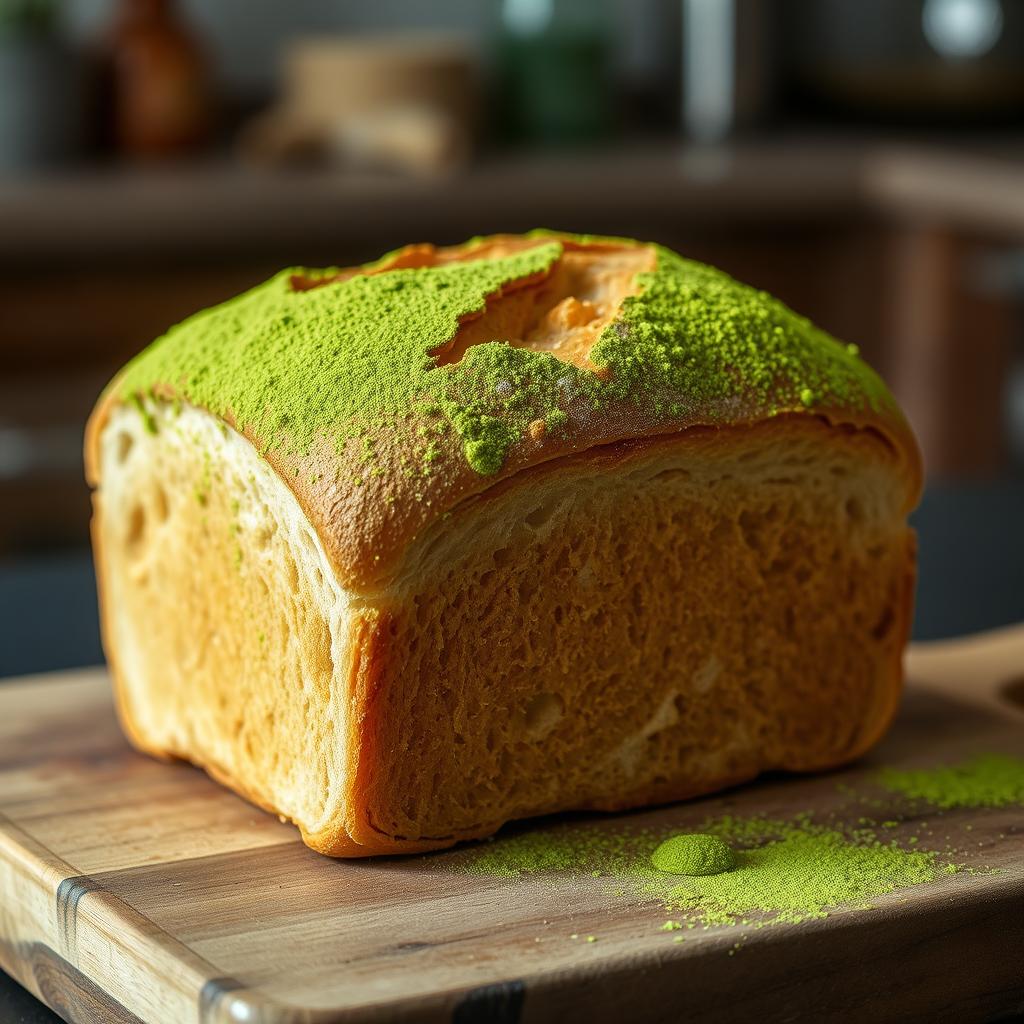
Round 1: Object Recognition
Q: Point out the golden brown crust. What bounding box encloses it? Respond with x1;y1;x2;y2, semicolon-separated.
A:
283;384;922;596
310;418;915;856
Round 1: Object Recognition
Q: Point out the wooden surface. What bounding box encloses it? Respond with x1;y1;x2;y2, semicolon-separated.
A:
0;143;863;266
1;628;1022;1024
5;141;1024;268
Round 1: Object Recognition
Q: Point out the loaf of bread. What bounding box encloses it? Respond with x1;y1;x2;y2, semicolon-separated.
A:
86;232;921;856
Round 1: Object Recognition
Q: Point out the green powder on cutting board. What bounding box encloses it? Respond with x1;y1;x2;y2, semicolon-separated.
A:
461;824;645;879
879;754;1024;809
457;814;954;928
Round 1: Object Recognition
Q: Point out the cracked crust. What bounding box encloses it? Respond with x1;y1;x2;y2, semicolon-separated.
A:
86;234;921;592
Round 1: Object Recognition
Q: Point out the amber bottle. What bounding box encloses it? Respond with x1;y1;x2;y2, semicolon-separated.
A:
98;0;212;158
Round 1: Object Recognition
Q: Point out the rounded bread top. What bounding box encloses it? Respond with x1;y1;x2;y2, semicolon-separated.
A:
88;231;922;589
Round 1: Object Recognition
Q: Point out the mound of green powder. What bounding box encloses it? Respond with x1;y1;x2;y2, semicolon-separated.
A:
879;754;1024;809
114;231;899;477
664;823;939;925
457;814;952;928
651;834;735;876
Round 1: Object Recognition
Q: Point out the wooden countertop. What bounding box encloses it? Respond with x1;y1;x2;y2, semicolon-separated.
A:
3;139;1024;267
1;627;1023;1022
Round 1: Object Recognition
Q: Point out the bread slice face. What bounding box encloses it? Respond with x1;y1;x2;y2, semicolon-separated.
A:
93;401;914;855
93;401;353;841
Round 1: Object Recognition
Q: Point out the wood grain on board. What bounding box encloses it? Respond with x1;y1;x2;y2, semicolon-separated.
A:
1;627;1022;1024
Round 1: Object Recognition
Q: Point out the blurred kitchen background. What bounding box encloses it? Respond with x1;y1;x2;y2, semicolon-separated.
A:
2;0;1024;677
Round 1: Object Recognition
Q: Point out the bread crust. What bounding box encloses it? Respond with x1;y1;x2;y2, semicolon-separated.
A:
305;418;915;855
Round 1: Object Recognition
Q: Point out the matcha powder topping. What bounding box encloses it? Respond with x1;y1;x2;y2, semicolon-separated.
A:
115;232;898;478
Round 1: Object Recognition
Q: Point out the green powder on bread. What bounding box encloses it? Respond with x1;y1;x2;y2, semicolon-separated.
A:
879;754;1024;809
115;232;898;477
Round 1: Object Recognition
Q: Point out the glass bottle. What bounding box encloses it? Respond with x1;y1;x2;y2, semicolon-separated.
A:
97;0;212;159
496;0;613;146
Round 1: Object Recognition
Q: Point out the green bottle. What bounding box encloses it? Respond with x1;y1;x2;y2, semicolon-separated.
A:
496;0;613;146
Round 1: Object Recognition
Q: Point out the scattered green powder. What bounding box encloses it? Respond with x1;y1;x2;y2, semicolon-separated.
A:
879;754;1024;809
651;834;735;876
114;231;898;477
458;813;951;928
464;823;642;878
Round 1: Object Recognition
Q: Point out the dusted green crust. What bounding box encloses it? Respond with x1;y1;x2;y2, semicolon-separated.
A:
116;232;902;477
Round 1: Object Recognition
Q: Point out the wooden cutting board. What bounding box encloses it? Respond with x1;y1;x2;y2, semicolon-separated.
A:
1;628;1022;1024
